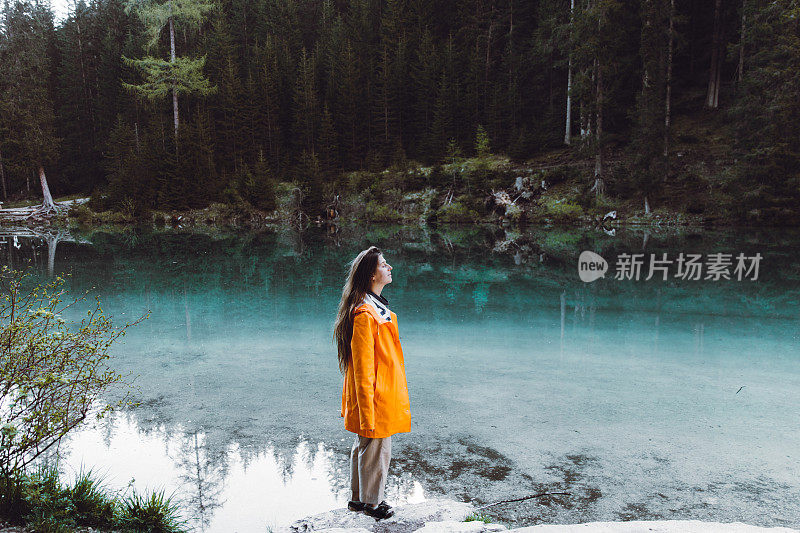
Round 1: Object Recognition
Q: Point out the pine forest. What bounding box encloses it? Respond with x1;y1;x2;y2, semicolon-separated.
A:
0;0;799;226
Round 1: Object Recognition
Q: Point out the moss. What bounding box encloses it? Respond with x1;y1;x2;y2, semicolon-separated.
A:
465;512;493;523
364;200;404;223
543;198;585;225
436;199;482;223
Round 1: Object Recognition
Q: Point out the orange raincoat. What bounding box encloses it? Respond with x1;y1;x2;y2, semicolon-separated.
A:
341;303;411;439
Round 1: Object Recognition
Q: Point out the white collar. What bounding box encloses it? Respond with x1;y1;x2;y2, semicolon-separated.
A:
364;293;392;322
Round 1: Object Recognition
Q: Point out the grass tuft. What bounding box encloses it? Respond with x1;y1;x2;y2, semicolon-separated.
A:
0;467;187;533
464;512;493;523
119;488;187;533
68;468;117;528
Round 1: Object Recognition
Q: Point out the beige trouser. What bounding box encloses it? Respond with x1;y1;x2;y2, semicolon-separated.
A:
350;434;391;506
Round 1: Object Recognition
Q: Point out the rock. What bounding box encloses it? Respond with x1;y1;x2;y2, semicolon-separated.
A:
288;508;376;532
413;520;507;533
285;499;474;533
318;527;371;533
506;520;799;533
384;500;474;526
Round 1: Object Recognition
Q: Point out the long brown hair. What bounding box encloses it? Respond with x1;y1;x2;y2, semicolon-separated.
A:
334;246;382;374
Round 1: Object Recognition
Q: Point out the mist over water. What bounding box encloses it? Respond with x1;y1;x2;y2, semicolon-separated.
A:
3;225;799;531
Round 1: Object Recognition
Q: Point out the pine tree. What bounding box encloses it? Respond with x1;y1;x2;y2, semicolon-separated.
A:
123;0;215;148
730;0;800;223
257;37;284;168
292;48;319;156
630;0;671;213
318;103;338;172
0;0;59;214
409;28;438;162
332;39;361;167
206;13;244;176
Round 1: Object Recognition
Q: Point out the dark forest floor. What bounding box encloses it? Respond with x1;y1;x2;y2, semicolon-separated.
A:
6;109;761;231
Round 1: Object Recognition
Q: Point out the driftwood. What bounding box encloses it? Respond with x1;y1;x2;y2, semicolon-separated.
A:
0;198;89;223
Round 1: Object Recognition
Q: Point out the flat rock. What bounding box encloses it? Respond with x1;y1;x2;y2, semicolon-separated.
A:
315;529;374;533
286;499;474;533
284;502;799;533
413;520;507;533
508;521;799;533
288;508;378;532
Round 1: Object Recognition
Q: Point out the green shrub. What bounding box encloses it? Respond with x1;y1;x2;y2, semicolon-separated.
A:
588;195;617;217
504;203;524;223
0;269;136;477
364;200;402;222
465;512;493;523
508;126;534;161
475;125;491;158
0;471;26;521
119;489;186;533
241;161;277;211
68;204;95;225
428;165;450;189
436;199;481;223
544;198;584;224
22;466;74;533
403;188;437;222
88;191;108;212
345;171;376;194
69;469;116;528
540;165;580;187
0;468;187;533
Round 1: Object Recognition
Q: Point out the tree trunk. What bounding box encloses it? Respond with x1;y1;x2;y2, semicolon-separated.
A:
580;101;590;138
705;0;722;109
484;19;493;120
593;63;605;197
509;0;515;129
738;0;746;83
74;7;96;143
565;0;575;145
664;0;675;157
135;121;141;153
39;166;56;211
0;147;7;200
169;1;179;145
382;44;390;144
644;195;650;215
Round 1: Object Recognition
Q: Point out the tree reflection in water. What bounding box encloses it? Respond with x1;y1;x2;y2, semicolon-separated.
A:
57;412;425;531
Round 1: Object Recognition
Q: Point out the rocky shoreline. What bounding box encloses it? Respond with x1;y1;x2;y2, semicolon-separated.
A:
284;500;799;533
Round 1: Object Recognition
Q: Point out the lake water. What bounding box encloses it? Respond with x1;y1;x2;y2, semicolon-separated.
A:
2;224;799;531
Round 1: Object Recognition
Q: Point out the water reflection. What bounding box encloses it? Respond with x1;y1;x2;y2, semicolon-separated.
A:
60;413;425;531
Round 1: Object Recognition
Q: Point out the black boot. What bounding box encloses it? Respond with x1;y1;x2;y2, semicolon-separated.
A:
363;501;394;520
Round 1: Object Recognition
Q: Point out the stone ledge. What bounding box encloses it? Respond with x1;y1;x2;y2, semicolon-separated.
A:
283;500;799;533
286;499;474;533
509;521;798;533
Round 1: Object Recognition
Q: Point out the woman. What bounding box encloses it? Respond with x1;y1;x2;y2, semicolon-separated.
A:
334;246;411;520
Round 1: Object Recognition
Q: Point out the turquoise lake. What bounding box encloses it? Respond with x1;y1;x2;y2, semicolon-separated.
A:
2;224;799;531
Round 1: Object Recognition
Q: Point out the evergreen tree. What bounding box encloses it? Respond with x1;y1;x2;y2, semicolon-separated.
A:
629;0;671;213
256;37;284;168
123;0;215;147
0;0;59;212
292;47;319;156
409;28;438;161
730;0;800;223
